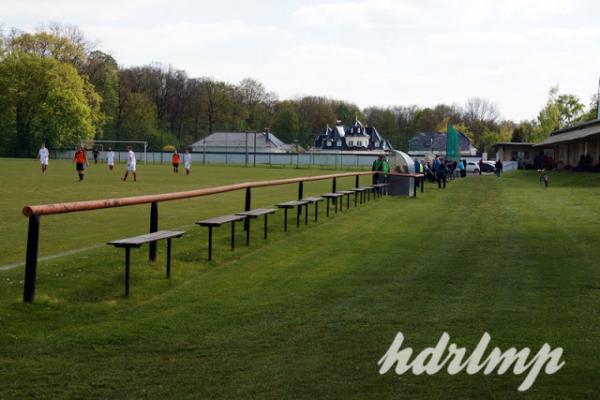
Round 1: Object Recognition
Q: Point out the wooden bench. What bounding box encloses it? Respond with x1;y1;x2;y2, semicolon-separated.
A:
336;190;355;210
107;230;185;297
236;208;277;243
276;200;309;231
196;214;247;260
302;196;325;222
321;192;343;216
364;186;376;201
351;187;370;205
373;183;390;197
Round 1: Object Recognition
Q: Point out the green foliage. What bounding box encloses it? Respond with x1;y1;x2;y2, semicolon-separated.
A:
85;51;119;139
480;128;500;154
0;52;96;155
2;26;598;155
271;101;300;143
6;31;87;67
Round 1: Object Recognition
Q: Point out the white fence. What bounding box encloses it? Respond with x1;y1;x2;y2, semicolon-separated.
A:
52;150;384;169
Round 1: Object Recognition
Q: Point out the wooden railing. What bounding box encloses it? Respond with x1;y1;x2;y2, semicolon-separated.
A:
21;171;383;302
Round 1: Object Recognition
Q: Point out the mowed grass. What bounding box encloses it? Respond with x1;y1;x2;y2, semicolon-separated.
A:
1;159;600;399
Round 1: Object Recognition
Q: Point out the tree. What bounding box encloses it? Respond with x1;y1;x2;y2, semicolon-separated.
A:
6;30;88;68
556;93;584;127
200;78;234;135
271;101;300;143
532;86;561;142
0;52;98;155
84;50;119;139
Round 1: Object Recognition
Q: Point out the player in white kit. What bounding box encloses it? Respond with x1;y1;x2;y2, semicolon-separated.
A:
37;143;49;173
121;146;137;181
184;149;192;175
106;147;115;171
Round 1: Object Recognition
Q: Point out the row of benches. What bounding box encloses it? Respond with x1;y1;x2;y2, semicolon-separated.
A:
107;182;389;296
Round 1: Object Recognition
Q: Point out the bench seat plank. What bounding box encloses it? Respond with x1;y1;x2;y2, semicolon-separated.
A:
196;214;247;227
276;200;309;208
321;192;343;198
108;230;185;247
302;196;324;203
236;208;277;218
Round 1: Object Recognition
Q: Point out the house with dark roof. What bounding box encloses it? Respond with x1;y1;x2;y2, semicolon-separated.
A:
313;120;393;151
191;131;297;153
408;131;477;157
533;119;600;169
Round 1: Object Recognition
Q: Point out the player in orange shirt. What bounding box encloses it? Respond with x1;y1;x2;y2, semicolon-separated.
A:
72;145;88;181
172;150;181;173
172;150;180;173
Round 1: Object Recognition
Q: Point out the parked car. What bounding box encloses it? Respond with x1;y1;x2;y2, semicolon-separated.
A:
466;161;480;174
481;161;496;173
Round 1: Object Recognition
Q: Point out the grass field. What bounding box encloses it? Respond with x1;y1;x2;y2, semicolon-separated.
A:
1;158;599;399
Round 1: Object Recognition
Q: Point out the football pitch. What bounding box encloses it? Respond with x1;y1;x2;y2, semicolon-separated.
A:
1;158;599;398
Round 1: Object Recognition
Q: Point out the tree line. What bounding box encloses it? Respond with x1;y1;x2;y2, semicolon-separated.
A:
1;24;598;156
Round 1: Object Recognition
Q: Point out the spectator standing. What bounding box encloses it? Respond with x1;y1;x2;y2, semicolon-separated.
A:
495;160;503;178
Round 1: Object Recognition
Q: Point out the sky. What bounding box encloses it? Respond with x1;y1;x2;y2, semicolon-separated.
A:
2;0;600;121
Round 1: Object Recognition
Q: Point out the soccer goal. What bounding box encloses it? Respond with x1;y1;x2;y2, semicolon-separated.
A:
80;140;148;163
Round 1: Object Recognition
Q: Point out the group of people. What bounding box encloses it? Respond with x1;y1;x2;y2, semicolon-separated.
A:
171;149;192;175
35;144;195;182
416;157;466;189
371;154;390;185
72;145;137;182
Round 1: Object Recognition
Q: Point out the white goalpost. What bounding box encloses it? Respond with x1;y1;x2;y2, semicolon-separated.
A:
81;140;148;164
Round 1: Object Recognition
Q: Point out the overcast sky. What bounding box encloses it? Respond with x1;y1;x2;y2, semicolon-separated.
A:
2;0;599;121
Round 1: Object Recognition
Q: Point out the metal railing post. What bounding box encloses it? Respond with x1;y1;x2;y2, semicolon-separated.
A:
244;187;251;231
332;177;337;193
23;215;40;303
149;202;158;261
298;181;304;200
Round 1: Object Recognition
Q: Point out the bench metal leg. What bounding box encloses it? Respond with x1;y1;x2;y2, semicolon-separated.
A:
334;198;338;214
284;208;288;231
315;202;319;222
208;226;213;261
296;205;300;227
231;221;236;250
354;192;358;207
346;194;350;209
166;238;172;278
305;203;309;225
125;247;131;297
326;198;330;217
246;218;250;245
264;214;268;240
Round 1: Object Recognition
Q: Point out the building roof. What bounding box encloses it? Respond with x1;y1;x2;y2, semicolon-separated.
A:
493;142;534;147
534;119;600;147
191;132;294;151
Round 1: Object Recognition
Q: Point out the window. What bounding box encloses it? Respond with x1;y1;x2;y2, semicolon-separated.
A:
348;140;353;146
337;140;342;147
